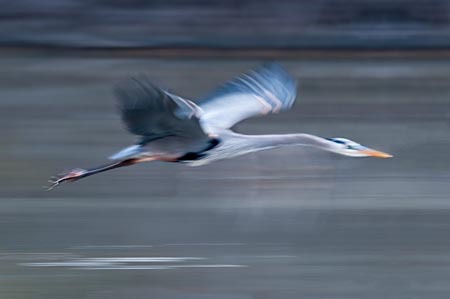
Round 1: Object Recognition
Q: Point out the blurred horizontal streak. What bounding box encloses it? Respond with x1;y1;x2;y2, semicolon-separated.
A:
3;195;450;210
2;0;450;49
0;253;78;261
157;243;245;247
70;245;153;250
9;47;450;59
81;265;246;270
21;255;245;271
70;243;245;250
76;257;205;262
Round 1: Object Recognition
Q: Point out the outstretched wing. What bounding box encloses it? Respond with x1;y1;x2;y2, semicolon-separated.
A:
198;63;297;129
114;76;209;144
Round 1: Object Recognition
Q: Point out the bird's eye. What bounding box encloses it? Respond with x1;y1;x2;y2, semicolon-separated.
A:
346;145;353;150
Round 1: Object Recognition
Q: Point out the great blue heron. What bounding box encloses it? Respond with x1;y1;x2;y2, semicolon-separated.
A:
47;63;392;190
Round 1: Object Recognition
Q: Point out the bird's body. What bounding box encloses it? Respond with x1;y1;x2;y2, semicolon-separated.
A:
48;63;391;190
175;132;318;166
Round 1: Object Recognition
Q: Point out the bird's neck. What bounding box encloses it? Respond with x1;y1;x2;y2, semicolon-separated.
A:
241;133;334;152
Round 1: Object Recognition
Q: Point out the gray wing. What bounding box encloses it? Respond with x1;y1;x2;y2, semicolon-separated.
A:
115;76;209;144
198;63;297;129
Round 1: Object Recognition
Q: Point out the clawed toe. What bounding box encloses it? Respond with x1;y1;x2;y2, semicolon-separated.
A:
45;169;87;191
45;176;66;191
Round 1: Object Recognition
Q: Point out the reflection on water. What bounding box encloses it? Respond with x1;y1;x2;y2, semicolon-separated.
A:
22;256;246;270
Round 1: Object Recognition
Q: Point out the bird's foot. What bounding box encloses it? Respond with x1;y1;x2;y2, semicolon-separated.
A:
46;168;87;191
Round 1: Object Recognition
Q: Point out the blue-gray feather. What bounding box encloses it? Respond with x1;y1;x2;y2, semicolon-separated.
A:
199;63;298;129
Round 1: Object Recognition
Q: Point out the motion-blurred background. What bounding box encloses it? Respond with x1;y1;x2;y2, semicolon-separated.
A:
4;0;450;48
2;1;450;299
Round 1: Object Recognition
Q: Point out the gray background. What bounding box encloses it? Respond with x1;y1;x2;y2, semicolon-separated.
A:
3;0;450;48
1;54;450;298
2;0;450;298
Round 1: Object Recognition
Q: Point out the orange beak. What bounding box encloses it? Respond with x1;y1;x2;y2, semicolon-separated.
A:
360;149;393;158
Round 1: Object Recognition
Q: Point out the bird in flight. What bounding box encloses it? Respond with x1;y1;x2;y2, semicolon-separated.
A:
47;63;391;190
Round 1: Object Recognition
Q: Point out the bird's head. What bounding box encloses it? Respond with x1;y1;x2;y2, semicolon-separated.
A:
326;138;392;158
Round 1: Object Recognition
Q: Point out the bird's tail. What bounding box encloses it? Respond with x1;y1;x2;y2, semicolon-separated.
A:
109;144;144;160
